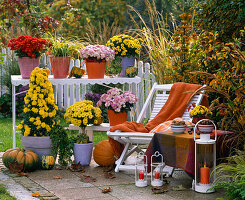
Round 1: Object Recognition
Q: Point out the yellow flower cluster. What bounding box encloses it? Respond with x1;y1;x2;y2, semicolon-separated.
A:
106;34;141;57
17;67;59;136
189;105;212;118
64;100;102;127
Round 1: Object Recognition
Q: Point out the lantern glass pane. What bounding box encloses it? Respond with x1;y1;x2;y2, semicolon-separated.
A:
196;143;215;184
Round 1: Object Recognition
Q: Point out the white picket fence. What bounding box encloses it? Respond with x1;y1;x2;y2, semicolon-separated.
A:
1;49;156;120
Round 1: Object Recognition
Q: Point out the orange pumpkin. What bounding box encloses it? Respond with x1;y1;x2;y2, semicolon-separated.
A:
2;148;39;172
93;140;116;167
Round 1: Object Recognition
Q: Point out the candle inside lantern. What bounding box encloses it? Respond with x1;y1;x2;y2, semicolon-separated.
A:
154;171;160;179
139;171;144;180
200;162;210;184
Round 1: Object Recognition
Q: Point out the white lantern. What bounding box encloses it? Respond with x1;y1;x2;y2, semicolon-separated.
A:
194;119;216;193
135;152;147;187
151;151;164;187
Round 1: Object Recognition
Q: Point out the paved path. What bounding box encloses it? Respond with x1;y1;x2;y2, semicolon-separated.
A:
0;152;224;200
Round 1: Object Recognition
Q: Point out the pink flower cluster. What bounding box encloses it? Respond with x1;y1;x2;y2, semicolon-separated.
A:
97;88;137;113
80;45;115;62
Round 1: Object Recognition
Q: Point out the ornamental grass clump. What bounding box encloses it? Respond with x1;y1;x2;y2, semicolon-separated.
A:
97;88;137;113
17;67;59;136
106;34;141;57
80;45;115;62
64;100;102;143
7;35;50;58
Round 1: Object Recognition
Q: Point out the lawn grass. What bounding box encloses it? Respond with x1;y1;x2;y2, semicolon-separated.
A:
0;118;108;152
0;184;16;200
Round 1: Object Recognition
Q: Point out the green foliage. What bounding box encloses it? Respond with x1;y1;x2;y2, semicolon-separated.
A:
49;0;126;38
50;124;73;166
197;0;245;43
212;151;245;200
46;35;84;59
169;12;193;82
131;0;174;84
214;181;245;200
106;57;122;75
76;130;90;144
0;183;16;200
0;0;60;45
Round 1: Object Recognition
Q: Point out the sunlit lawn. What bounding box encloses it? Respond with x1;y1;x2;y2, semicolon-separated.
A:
0;118;107;152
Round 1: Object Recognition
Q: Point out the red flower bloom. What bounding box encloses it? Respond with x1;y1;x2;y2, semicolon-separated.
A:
7;35;50;58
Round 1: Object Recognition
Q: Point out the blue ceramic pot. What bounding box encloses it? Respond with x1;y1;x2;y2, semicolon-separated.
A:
120;56;135;77
73;142;94;166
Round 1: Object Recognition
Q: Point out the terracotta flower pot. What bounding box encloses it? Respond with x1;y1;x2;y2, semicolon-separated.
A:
50;56;71;78
18;57;40;79
107;109;128;126
85;60;106;79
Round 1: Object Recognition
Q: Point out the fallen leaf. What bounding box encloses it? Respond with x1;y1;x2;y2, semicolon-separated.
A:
103;165;114;172
69;162;85;172
152;185;168;194
171;185;187;191
104;172;116;179
17;172;28;176
9;162;24;173
53;175;62;179
102;187;112;193
80;175;96;183
32;192;39;197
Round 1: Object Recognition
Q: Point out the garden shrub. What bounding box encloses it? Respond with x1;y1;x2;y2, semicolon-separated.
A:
49;0;126;38
197;0;245;44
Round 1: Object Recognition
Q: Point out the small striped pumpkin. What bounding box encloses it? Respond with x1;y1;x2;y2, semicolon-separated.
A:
68;66;85;78
41;155;55;170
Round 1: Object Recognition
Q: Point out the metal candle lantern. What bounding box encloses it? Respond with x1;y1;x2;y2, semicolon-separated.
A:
135;152;147;187
194;119;216;193
151;151;164;187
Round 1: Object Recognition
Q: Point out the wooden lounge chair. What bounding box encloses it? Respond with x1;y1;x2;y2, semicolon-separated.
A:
107;83;205;173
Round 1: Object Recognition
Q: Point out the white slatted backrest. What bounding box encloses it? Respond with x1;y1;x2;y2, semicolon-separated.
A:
149;85;205;121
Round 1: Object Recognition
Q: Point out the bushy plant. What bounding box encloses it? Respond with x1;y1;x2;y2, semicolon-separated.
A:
17;67;59;136
97;88;137;113
8;35;50;58
64;100;102;143
46;35;84;59
212;151;245;200
106;34;141;57
80;45;115;62
49;0;126;38
197;0;245;43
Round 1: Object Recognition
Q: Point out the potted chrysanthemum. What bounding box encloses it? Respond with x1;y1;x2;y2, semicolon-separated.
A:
80;45;115;79
64;100;102;165
107;34;141;77
17;67;59;160
97;88;137;126
189;105;214;133
7;35;50;79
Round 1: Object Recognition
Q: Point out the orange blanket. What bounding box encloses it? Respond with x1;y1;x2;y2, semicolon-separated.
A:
109;82;209;158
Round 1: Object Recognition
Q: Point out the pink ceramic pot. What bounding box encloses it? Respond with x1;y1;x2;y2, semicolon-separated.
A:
18;57;40;79
50;56;71;78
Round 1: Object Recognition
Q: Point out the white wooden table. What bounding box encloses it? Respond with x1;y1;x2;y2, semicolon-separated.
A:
11;75;141;148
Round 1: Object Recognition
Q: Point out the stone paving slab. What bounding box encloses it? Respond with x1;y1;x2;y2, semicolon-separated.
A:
1;152;226;200
52;187;114;200
0;171;39;200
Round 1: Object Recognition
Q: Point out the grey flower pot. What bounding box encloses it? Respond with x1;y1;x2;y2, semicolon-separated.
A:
73;142;94;166
21;135;53;162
